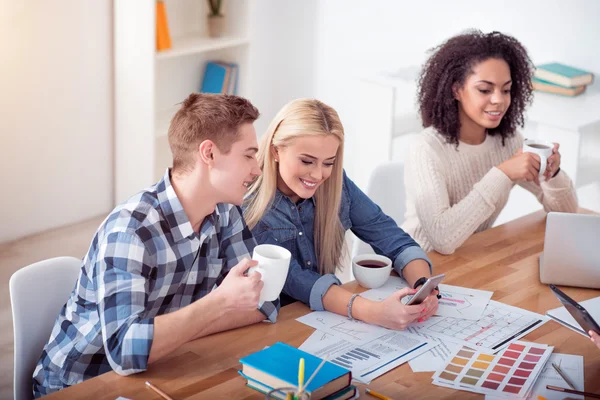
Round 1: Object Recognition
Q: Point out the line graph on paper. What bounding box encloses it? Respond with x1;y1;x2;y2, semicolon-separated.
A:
330;321;372;341
296;310;390;344
415;300;547;352
435;284;493;320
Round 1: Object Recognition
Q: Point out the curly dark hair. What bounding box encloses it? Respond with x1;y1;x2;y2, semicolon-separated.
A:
417;30;534;146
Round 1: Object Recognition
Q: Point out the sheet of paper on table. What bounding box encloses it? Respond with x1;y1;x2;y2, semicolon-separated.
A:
299;327;437;384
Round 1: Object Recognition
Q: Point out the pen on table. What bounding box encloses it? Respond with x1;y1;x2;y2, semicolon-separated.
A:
145;381;174;400
546;385;600;399
366;387;392;400
551;362;576;390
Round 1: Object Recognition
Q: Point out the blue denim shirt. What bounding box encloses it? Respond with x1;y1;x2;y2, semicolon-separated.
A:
249;171;432;311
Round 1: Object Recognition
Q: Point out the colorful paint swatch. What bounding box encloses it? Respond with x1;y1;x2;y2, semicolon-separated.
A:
433;340;553;398
528;347;545;355
508;377;526;385
451;357;468;366
482;381;500;390
508;343;525;352
519;361;536;370
457;349;474;358
498;357;516;367
503;385;521;394
513;369;532;378
461;377;478;385
524;354;541;362
446;364;463;374
465;368;484;378
487;373;504;382
503;350;520;359
439;371;457;381
493;365;510;374
471;361;489;369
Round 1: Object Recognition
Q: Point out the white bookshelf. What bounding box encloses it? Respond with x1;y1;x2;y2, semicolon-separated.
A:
155;36;250;60
114;0;251;204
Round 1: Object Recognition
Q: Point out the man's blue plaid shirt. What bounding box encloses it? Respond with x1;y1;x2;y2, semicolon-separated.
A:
32;169;279;397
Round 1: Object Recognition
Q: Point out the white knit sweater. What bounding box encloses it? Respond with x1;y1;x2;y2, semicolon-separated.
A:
402;127;579;254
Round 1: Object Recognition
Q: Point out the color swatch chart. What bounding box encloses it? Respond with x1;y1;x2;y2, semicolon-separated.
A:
432;341;553;398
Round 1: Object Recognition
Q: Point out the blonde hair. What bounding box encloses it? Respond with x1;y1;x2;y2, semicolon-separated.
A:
244;99;346;275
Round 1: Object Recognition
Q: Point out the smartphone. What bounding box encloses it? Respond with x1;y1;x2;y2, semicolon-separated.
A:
549;284;600;337
405;274;445;305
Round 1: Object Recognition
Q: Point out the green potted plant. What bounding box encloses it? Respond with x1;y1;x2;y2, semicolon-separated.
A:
207;0;225;38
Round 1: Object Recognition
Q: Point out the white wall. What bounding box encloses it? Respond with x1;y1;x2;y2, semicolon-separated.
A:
0;0;113;243
248;0;318;137
314;0;600;178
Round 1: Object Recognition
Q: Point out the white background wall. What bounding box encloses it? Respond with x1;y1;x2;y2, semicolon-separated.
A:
313;0;600;178
0;0;113;243
1;0;599;243
248;0;318;138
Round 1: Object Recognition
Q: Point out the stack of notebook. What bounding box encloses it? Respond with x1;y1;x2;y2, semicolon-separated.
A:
532;62;594;97
239;342;357;400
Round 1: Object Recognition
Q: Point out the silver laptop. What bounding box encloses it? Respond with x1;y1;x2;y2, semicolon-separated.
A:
540;212;600;288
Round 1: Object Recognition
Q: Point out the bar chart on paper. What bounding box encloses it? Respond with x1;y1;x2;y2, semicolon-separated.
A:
332;348;380;370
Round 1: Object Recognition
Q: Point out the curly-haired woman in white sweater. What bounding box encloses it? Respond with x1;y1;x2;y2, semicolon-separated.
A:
402;30;578;255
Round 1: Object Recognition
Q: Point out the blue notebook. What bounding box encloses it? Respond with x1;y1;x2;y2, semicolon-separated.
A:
200;62;229;94
239;342;351;399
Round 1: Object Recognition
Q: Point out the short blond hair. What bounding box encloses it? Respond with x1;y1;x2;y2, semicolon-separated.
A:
168;93;259;172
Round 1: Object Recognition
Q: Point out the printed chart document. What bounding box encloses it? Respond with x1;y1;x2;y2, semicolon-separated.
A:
414;300;548;353
359;276;409;302
405;326;461;373
436;284;493;320
299;327;437;384
361;278;492;321
485;353;584;400
297;311;389;344
297;312;437;383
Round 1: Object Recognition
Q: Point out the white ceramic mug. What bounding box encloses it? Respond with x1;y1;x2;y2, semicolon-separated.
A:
248;244;291;303
523;139;554;181
352;254;392;289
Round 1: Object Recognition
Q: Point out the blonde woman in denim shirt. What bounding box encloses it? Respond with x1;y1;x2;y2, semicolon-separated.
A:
244;99;438;330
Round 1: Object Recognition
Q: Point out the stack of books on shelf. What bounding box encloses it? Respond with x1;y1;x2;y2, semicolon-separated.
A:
532;62;594;97
200;61;239;95
239;342;357;400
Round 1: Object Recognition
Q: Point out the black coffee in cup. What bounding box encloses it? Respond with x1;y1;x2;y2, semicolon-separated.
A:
356;260;388;268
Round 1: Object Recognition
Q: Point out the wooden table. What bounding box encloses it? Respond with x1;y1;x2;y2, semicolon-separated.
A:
46;211;600;399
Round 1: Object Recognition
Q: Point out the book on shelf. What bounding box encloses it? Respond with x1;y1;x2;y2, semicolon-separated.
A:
532;77;586;97
200;61;239;95
156;0;172;51
239;342;352;400
534;62;594;88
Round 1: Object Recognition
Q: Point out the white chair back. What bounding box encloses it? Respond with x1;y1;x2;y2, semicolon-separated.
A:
9;256;81;400
352;162;406;257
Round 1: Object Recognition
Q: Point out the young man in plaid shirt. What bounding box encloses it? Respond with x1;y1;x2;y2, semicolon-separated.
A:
33;93;277;397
